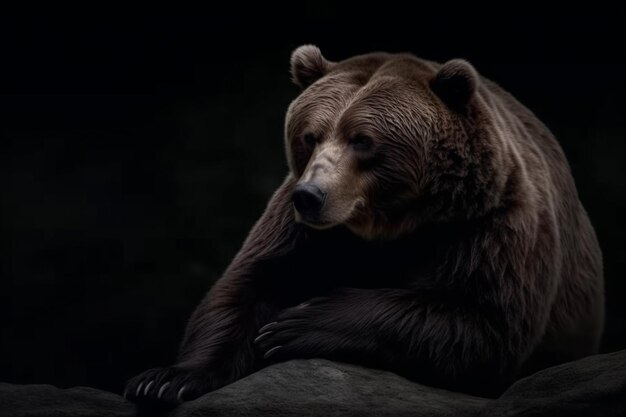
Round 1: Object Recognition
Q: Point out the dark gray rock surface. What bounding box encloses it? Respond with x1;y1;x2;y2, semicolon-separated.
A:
1;351;625;417
171;359;487;417
0;382;133;417
481;349;626;417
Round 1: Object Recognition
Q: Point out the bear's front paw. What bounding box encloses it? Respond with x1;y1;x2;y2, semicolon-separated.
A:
254;300;337;361
124;365;220;405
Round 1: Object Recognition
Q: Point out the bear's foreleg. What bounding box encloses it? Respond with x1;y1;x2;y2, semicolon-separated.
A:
125;177;299;404
255;286;535;395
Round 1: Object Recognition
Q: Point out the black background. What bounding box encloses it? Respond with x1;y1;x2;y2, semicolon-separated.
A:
1;11;624;393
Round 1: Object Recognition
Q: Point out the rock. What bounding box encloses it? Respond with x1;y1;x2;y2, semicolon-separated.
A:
171;359;487;417
0;382;133;417
1;352;625;417
0;359;486;417
481;349;626;417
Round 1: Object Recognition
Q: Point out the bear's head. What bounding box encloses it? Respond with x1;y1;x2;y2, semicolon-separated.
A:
285;45;511;240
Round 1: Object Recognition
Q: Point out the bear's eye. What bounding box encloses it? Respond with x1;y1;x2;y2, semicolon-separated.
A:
302;133;319;148
349;135;373;151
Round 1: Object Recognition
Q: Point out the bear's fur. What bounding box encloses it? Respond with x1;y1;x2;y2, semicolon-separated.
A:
126;45;604;404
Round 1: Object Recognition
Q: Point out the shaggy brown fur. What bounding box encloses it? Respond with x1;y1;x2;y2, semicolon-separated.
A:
125;45;604;404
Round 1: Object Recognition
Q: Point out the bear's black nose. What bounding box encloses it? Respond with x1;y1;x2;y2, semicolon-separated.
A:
293;183;327;218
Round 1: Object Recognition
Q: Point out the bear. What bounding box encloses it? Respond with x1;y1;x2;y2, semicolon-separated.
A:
125;45;604;404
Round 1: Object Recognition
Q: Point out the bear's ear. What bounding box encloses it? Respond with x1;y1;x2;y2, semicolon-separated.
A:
430;59;479;112
290;45;334;88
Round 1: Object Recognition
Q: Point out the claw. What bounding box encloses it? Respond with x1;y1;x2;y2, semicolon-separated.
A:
123;387;128;399
157;381;170;399
264;345;282;359
177;385;187;403
297;302;310;309
144;380;154;396
259;321;278;333
136;381;144;397
254;331;273;344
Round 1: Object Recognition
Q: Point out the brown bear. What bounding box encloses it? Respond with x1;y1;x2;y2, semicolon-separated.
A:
125;45;604;404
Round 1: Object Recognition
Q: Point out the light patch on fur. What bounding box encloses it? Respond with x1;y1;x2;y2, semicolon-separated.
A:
295;140;366;229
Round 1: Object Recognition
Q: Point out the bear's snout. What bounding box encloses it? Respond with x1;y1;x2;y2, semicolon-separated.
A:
293;182;327;219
